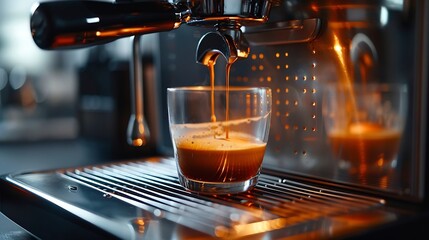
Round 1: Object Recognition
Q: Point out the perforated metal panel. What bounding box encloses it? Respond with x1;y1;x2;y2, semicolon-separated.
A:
230;44;330;177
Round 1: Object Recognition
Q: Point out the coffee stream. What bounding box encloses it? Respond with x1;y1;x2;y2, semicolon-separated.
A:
225;63;232;139
208;61;233;139
208;60;217;123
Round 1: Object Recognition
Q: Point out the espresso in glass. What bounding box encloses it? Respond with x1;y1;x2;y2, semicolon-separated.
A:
328;123;402;175
323;83;407;184
176;134;265;182
167;87;272;194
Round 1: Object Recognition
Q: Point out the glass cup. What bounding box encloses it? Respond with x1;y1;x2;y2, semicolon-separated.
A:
167;86;272;194
322;83;408;184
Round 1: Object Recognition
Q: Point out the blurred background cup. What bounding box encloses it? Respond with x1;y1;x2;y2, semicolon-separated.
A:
323;83;408;185
167;86;272;195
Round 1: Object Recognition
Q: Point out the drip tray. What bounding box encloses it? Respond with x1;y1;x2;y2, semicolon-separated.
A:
1;157;397;239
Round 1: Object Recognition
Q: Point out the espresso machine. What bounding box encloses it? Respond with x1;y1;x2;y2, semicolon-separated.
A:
1;0;429;239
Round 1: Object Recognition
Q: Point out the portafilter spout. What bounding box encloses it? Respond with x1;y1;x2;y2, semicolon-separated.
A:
196;23;250;66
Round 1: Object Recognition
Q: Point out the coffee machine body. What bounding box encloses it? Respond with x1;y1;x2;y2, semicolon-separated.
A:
1;0;429;239
154;0;427;201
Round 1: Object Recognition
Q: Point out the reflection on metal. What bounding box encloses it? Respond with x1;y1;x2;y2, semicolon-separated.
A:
350;33;378;83
243;18;322;46
127;35;150;147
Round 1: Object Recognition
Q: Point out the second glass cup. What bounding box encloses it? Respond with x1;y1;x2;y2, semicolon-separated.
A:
167;86;272;195
323;83;408;183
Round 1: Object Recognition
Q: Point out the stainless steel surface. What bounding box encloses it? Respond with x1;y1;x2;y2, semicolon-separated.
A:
63;158;387;238
243;18;322;45
127;35;150;147
2;157;399;239
176;0;275;26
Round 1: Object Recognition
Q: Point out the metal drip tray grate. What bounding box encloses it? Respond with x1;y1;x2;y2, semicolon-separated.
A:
60;158;385;238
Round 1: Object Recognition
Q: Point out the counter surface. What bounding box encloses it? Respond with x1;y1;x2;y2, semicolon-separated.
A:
0;140;107;239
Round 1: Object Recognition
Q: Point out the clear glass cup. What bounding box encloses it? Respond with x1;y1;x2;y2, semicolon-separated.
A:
167;86;272;194
322;83;408;184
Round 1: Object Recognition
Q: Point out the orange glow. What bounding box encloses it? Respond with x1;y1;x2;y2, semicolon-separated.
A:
134;218;146;234
333;34;347;73
132;138;144;146
311;4;319;12
53;36;76;47
215;218;290;238
377;155;385;167
95;26;166;37
349;122;383;134
332;33;359;122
